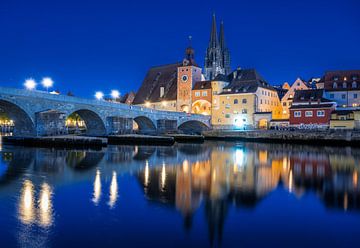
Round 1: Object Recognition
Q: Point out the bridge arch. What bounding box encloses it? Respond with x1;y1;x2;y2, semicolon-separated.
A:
67;109;106;136
0;99;35;136
178;120;210;134
133;116;156;134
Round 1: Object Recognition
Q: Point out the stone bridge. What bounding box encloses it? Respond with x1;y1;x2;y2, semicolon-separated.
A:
0;87;211;136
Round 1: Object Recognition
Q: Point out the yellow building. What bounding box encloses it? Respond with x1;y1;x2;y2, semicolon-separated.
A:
211;69;282;129
279;78;310;119
330;109;360;130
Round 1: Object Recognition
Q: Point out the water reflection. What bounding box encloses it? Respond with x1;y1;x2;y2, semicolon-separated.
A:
93;170;102;205
1;142;360;246
108;171;118;208
18;180;35;225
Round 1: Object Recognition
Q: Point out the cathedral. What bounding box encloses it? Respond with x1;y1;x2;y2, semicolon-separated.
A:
204;14;231;80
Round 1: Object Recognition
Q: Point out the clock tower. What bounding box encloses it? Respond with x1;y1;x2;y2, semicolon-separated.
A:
176;41;202;112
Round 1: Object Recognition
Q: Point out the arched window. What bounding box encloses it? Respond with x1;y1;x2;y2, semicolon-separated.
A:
333;82;337;89
352;81;357;88
234;99;238;104
343;82;347;89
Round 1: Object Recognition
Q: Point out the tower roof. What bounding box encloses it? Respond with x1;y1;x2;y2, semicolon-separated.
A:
219;21;226;51
209;14;219;48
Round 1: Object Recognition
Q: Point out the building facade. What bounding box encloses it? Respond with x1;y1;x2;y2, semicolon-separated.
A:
289;89;336;128
322;70;360;108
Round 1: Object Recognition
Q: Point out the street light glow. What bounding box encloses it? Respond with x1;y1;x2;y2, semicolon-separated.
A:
145;101;151;107
111;90;120;99
41;77;54;90
24;78;37;90
95;91;104;100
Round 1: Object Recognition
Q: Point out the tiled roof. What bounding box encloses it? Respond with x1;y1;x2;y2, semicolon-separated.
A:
219;68;275;95
133;63;182;104
289;103;335;110
292;89;330;103
323;70;360;91
193;81;212;90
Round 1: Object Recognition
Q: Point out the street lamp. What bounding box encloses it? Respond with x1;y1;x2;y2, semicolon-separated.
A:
24;78;37;90
95;91;104;100
111;90;120;100
41;77;54;92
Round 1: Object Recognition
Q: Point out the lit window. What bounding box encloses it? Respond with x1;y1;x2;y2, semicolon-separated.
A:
305;111;313;117
317;110;325;117
160;87;165;98
294;111;301;117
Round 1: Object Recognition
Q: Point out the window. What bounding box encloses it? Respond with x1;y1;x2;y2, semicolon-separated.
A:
225;114;230;118
233;111;238;114
242;109;247;114
242;99;247;104
330;93;334;99
354;94;358;99
225;104;231;109
283;102;286;106
294;111;301;117
317;110;325;117
333;82;337;89
305;111;313;117
195;91;200;97
202;91;207;97
352;82;357;88
160;87;165;98
234;99;239;104
343;82;347;89
342;94;346;99
260;99;263;104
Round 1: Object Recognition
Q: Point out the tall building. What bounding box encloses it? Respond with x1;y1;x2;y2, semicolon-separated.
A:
204;14;231;80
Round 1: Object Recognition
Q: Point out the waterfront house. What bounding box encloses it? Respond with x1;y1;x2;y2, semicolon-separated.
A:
322;70;360;108
289;89;336;129
330;109;360;130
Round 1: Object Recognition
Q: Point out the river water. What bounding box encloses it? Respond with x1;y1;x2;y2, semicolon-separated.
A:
0;141;359;247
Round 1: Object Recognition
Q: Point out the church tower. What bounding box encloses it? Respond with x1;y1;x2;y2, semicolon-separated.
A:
204;14;231;80
177;38;202;113
219;21;231;76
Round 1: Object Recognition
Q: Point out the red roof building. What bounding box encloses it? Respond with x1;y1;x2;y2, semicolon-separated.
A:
289;89;336;128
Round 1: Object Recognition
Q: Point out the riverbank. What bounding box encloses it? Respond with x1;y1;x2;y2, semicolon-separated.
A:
203;130;360;146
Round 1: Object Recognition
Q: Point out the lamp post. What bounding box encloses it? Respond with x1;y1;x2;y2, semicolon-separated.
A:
95;91;104;100
41;77;54;92
111;90;120;102
24;78;37;90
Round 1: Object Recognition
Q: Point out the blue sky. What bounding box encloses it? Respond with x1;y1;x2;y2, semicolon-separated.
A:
0;0;359;98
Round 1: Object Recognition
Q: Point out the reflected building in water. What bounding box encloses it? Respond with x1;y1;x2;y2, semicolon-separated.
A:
137;142;360;244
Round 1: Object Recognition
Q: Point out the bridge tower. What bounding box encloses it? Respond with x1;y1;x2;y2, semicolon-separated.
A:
176;38;202;113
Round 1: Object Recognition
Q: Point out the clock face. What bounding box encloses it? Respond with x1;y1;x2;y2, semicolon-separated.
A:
182;75;188;82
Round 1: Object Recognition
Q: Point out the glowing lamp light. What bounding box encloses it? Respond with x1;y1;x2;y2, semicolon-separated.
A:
234;118;244;129
41;77;54;91
95;91;104;100
145;101;151;107
161;101;167;107
24;78;37;90
111;90;120;99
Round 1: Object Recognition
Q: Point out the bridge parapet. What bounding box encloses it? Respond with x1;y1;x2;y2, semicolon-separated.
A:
0;87;211;136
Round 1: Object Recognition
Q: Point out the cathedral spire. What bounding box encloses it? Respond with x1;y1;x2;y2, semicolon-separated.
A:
209;14;219;48
219;21;226;51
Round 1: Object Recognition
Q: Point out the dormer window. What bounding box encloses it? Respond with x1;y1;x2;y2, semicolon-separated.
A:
343;82;347;89
352;75;358;81
160;87;165;98
333;82;337;89
352;81;357;88
333;76;339;81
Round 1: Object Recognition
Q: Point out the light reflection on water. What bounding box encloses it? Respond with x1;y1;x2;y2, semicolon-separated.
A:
0;142;360;247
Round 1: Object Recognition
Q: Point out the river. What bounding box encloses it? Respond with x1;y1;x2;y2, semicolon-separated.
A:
0;141;359;247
